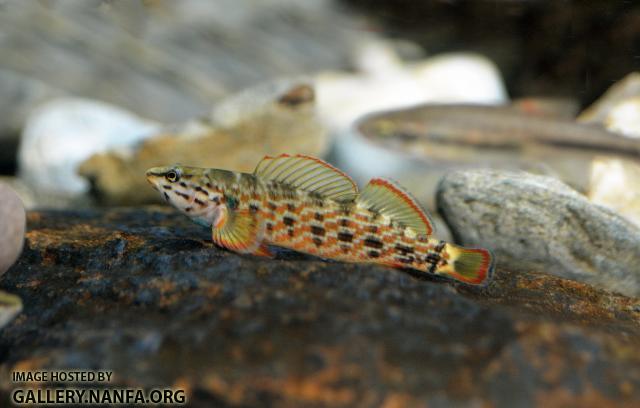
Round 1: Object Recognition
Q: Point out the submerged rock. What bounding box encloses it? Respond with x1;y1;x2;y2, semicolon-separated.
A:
437;169;640;297
0;183;25;329
589;157;640;228
1;207;640;406
18;98;160;202
0;183;25;275
78;80;329;205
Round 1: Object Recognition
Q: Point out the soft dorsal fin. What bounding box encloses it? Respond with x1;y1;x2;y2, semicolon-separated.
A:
253;154;358;202
356;178;434;236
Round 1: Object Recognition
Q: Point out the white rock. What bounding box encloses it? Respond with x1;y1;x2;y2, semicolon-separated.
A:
603;97;640;138
588;157;640;228
18;98;160;197
316;41;507;131
316;41;507;208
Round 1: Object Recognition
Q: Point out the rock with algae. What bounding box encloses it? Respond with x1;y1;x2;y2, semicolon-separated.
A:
1;206;640;406
78;80;329;205
437;169;640;297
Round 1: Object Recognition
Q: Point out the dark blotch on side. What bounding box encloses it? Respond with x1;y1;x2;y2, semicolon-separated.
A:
395;244;414;255
310;226;325;236
287;203;296;212
288;228;295;237
266;223;273;231
162;185;172;190
364;238;384;249
368;250;380;258
268;202;278;211
396;257;414;264
179;182;188;188
338;232;353;242
313;237;323;247
283;216;295;226
314;212;324;221
194;198;206;206
339;219;350;227
249;204;260;214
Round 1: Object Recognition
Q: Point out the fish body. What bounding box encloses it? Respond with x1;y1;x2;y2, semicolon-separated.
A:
146;154;493;285
358;104;640;159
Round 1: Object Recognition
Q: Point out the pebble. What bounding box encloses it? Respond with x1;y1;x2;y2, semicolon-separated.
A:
0;182;26;275
18;98;160;201
589;157;640;228
437;169;640;297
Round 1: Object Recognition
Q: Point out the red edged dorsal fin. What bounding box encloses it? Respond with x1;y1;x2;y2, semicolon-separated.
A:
356;178;434;236
253;154;358;202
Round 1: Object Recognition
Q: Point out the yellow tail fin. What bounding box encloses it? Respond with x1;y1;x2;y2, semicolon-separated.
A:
439;245;495;285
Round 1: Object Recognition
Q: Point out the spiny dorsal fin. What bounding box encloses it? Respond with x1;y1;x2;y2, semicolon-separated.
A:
356;178;434;236
212;208;264;254
253;154;358;202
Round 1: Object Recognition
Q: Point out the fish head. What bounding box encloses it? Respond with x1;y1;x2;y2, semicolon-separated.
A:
146;164;224;227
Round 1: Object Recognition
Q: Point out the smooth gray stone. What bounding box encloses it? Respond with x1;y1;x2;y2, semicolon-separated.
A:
437;169;640;297
0;183;26;276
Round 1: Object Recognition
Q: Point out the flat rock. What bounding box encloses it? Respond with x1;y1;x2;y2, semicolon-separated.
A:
1;207;640;407
437;169;640;297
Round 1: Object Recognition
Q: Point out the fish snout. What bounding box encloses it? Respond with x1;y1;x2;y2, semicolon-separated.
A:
145;167;164;187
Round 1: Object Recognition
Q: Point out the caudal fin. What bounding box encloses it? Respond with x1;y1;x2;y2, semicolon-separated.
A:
439;245;495;286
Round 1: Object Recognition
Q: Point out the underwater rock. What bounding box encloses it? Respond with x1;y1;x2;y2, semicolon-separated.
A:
1;207;640;406
317;46;507;132
589;157;640;228
603;97;640;139
0;69;63;172
579;72;640;126
0;0;371;122
0;183;26;275
0;183;25;330
18;98;160;202
78;80;329;205
322;45;507;210
437;169;640;297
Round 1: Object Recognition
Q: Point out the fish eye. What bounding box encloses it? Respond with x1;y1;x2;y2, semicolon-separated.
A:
166;170;180;183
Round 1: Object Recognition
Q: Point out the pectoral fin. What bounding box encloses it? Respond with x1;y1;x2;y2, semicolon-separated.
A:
211;207;264;254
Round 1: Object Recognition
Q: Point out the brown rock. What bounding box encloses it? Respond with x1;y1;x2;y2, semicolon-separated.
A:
1;207;640;407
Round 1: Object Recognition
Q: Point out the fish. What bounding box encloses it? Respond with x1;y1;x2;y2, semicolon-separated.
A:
146;154;494;285
356;103;640;193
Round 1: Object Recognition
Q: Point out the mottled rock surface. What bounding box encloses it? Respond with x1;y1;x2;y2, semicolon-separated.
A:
1;207;640;407
437;170;640;297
